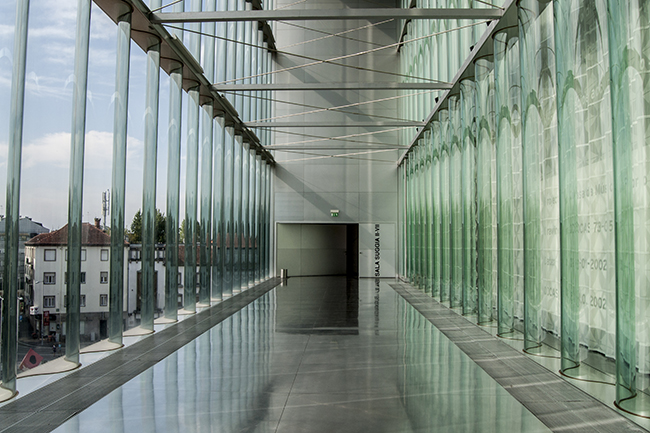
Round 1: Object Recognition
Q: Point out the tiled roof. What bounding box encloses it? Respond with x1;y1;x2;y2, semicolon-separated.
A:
25;223;117;246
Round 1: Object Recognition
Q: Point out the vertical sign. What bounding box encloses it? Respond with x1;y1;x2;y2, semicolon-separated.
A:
360;223;395;278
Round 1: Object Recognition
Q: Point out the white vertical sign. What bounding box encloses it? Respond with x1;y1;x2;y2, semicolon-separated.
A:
359;223;395;278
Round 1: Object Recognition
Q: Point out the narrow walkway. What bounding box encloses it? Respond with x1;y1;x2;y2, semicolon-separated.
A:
0;279;280;433
391;282;646;433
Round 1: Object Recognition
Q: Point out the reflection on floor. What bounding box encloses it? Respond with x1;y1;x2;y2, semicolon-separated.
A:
40;277;552;433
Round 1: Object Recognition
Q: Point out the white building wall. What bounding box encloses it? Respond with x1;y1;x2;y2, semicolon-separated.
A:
27;244;129;340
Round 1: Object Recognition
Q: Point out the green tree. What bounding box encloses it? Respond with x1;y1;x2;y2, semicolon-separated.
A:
128;209;166;244
128;210;142;243
155;209;166;244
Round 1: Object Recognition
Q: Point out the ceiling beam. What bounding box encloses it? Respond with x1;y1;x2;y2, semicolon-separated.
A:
151;8;504;23
248;121;424;128
214;82;451;91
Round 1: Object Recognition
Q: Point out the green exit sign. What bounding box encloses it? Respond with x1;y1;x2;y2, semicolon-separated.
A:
331;210;340;217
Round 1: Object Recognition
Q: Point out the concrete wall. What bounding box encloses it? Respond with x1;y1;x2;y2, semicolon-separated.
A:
272;0;400;276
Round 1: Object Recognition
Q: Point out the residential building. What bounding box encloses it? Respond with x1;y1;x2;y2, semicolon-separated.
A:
125;243;176;327
24;221;128;342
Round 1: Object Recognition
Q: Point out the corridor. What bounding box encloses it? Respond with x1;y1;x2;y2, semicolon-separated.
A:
31;277;553;432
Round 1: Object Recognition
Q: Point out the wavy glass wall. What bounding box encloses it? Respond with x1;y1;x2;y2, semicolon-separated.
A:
398;0;650;417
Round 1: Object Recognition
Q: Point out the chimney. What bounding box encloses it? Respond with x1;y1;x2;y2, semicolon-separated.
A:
94;218;101;229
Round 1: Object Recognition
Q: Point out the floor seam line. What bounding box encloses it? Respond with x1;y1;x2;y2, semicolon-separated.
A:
274;319;312;433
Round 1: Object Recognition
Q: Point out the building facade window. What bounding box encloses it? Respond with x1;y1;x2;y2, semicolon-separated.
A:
100;294;108;306
43;272;55;284
100;271;108;284
80;295;86;307
43;296;55;308
44;249;56;261
100;249;109;261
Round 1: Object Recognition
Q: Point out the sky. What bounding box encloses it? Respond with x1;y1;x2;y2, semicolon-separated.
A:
0;0;188;231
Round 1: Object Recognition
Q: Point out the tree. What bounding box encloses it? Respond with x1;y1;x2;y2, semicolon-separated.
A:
155;209;166;244
128;209;166;244
128;210;142;243
178;218;201;244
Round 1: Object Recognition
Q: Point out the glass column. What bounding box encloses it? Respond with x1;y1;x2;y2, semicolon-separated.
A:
199;101;214;305
406;157;414;282
424;133;433;295
265;162;271;278
184;84;200;312
183;0;202;312
460;79;477;316
518;0;559;352
212;117;225;301
254;153;262;283
554;0;615;376
222;126;235;296
141;35;161;332
476;58;496;325
1;0;30;397
439;109;451;303
199;0;217;306
108;6;132;344
164;61;183;322
241;141;250;290
449;95;462;309
65;0;93;367
248;147;257;286
494;30;521;336
608;0;650;414
414;146;421;287
258;157;265;280
233;134;243;292
431;119;442;299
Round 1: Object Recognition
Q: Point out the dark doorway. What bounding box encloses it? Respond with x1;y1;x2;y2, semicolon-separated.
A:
276;223;359;277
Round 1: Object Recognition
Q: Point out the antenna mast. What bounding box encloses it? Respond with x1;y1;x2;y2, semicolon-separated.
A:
102;190;110;230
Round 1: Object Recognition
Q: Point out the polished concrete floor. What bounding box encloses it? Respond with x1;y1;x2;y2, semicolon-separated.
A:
33;277;555;433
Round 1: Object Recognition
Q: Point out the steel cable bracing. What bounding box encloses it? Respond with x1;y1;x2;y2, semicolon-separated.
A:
277;19;393;49
150;0;185;13
267;127;407;147
266;130;408;150
215;20;492;84
164;22;478;83
215;90;425;123
472;0;505;8
256;90;438;122
276;148;400;163
274;0;309;10
159;25;442;125
263;127;409;147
